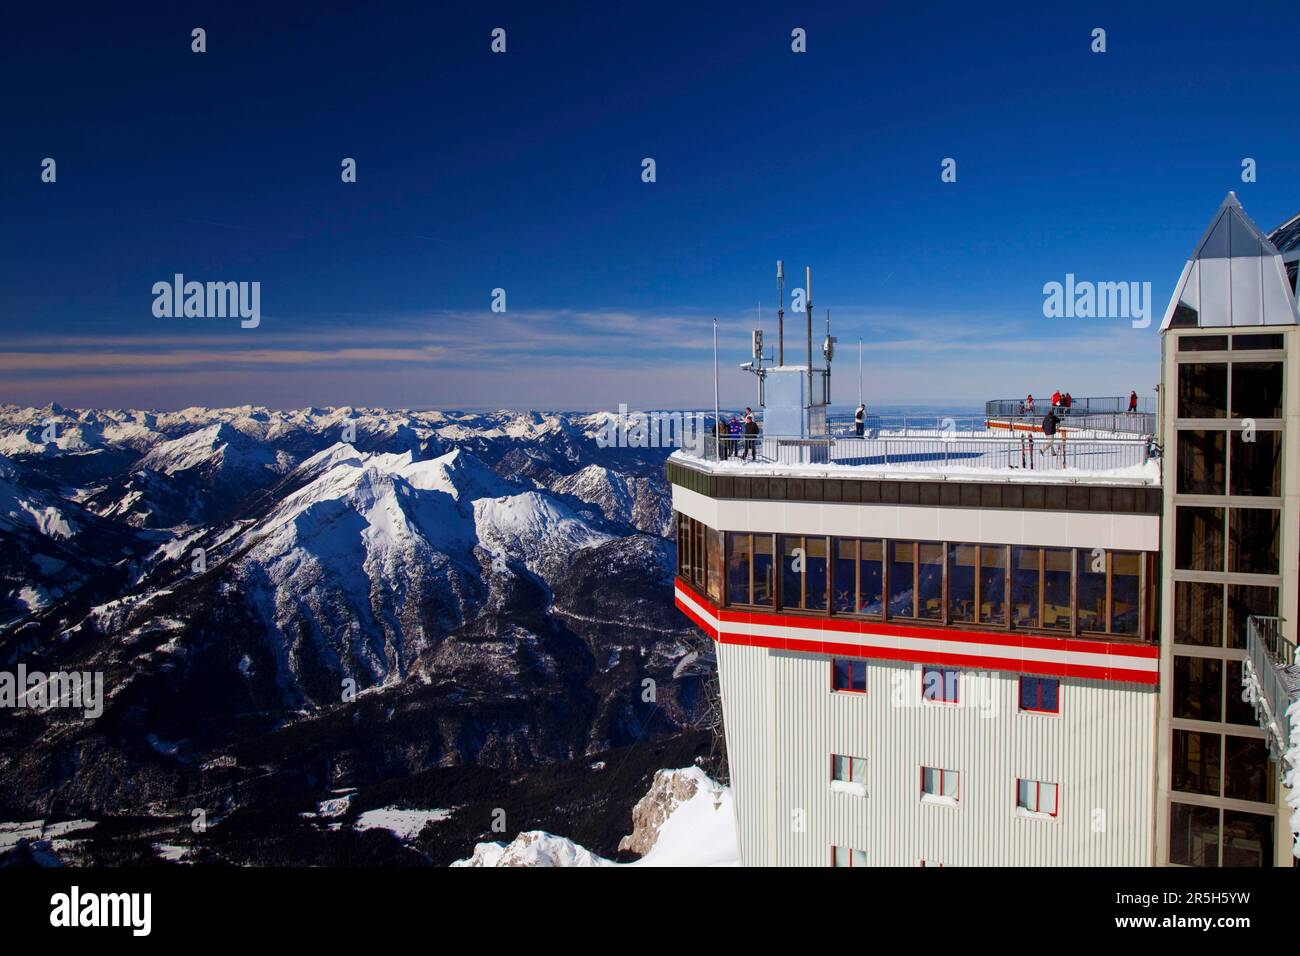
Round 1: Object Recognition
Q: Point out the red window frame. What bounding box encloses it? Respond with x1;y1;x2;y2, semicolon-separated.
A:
1016;778;1060;817
921;665;959;703
1019;675;1061;714
831;657;867;694
831;753;866;784
831;845;865;867
920;766;959;801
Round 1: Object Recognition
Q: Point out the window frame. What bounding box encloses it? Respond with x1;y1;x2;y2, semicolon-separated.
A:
1016;778;1060;817
1019;675;1061;715
831;657;867;694
921;665;960;704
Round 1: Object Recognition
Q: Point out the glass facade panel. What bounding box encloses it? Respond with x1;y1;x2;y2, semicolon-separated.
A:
1176;430;1225;495
1228;507;1279;574
1174;581;1222;646
1170;803;1219;867
705;527;722;602
781;535;802;610
1223;735;1274;804
1173;655;1222;722
1178;362;1227;418
1172;729;1221;796
1230;429;1281;497
1227;585;1277;649
1230;362;1283;418
1222;812;1273;868
1110;552;1141;635
1224;661;1257;726
1175;507;1224;571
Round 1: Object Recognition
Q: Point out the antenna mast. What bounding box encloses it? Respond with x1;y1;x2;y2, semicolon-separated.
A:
776;260;785;366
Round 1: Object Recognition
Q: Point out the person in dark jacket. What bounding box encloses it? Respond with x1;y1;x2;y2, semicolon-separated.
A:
854;403;866;438
1041;408;1061;456
716;416;729;460
742;413;759;460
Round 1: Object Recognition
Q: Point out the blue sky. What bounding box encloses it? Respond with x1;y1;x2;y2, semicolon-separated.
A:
1;1;1297;411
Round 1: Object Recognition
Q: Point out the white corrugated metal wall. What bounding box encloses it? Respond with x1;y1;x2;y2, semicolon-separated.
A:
718;643;1157;866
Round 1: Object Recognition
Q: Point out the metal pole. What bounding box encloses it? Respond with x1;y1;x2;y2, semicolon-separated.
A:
858;337;862;407
713;318;721;460
806;266;813;431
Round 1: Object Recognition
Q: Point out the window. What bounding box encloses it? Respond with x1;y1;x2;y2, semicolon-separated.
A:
1011;546;1040;629
832;754;867;785
1228;507;1279;574
1230;362;1283;419
832;658;866;693
1232;333;1283;350
1178;334;1227;352
1172;729;1221;796
1174;581;1223;647
1227;585;1277;649
922;666;959;703
1016;779;1059;817
979;545;1007;625
1221;812;1273;867
1019;676;1059;714
1224;661;1258;726
1170;803;1219;867
858;540;883;615
705;527;722;602
1042;548;1072;631
1173;656;1222;722
947;543;976;623
890;541;917;617
920;767;958;804
831;845;866;867
1230;430;1281;497
726;532;751;605
753;534;774;606
1176;430;1225;495
1076;550;1107;632
1224;735;1274;804
917;543;944;621
1175;507;1224;572
1110;552;1141;636
780;535;827;611
832;539;857;613
1178;362;1227;418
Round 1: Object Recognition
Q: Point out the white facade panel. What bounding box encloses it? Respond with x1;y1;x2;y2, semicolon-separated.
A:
716;642;1157;866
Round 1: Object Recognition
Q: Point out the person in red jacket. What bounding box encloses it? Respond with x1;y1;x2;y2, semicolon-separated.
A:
1051;389;1061;408
1128;390;1138;412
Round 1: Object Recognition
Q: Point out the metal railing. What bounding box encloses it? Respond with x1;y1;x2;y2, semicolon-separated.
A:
1248;614;1296;669
986;395;1155;418
697;430;1156;473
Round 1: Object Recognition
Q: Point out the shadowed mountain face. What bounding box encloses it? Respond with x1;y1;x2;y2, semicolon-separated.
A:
0;406;711;859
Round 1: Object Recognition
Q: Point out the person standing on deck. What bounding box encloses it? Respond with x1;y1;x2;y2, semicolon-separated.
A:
716;416;729;460
743;412;759;461
1128;390;1138;413
1051;389;1061;409
854;403;866;438
1026;393;1035;415
1041;408;1061;456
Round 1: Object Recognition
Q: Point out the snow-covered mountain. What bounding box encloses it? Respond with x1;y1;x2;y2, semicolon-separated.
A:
0;405;709;850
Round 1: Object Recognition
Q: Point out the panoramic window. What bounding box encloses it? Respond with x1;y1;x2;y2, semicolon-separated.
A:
1042;548;1072;631
917;544;944;620
832;539;857;613
726;531;751;605
858;539;884;615
979;546;1007;625
890;541;917;618
1110;552;1141;635
1076;550;1107;632
1012;546;1041;629
948;543;976;623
